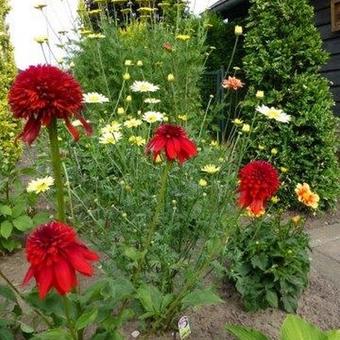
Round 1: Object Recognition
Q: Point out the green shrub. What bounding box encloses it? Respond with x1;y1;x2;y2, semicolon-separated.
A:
242;0;339;209
0;0;22;177
225;217;310;312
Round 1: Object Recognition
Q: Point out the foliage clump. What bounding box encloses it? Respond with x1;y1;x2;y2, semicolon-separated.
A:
225;217;310;312
242;0;339;209
0;0;21;176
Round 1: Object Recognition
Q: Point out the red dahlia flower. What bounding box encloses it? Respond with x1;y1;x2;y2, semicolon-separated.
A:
238;160;280;215
146;124;197;164
8;64;92;145
23;221;99;299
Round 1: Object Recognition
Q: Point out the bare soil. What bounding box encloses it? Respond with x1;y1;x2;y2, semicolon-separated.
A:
1;251;340;339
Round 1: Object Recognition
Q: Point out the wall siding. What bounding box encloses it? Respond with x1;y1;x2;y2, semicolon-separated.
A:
313;0;340;116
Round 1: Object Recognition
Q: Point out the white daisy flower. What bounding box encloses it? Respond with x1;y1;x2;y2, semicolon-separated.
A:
144;98;161;104
100;121;121;134
256;105;291;123
142;111;164;123
83;92;109;104
99;131;122;145
27;176;54;194
130;81;159;93
124;118;143;128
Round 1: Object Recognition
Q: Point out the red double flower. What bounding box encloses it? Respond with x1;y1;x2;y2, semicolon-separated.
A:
8;64;92;144
23;221;99;299
146;124;197;164
238;160;280;215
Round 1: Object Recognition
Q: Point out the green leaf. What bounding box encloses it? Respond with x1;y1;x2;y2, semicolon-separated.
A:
33;212;50;225
32;328;73;340
265;290;278;308
0;284;17;302
11;202;27;219
137;284;163;314
251;254;268;271
182;288;223;309
0;205;12;216
13;215;33;231
326;330;340;339
19;321;34;334
1;221;13;239
124;246;145;262
0;327;14;340
281;315;325;340
75;309;98;330
225;324;269;340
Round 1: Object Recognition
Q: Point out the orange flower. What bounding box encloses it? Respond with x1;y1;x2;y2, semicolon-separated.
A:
295;183;320;209
222;76;244;91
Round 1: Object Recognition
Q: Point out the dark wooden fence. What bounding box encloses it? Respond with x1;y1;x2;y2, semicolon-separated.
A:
313;0;340;116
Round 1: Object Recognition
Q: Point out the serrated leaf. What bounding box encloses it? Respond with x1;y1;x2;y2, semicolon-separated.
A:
182;288;223;309
13;215;33;231
265;290;278;308
1;221;13;239
0;205;12;216
225;324;269;340
75;309;98;330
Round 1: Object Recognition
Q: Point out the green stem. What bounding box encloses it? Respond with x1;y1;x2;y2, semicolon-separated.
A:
143;162;172;251
62;295;78;340
48;118;66;222
0;270;52;327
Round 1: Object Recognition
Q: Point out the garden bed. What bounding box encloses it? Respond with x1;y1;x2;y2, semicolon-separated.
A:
1;249;339;339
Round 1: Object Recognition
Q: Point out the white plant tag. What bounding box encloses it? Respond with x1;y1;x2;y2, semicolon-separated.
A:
178;316;191;339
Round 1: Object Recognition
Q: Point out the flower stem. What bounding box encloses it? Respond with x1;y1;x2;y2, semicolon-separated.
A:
48;117;66;222
62;295;78;340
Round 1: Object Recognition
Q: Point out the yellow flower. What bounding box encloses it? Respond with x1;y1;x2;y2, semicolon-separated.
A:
258;144;265;150
137;60;143;66
155;154;163;163
280;167;288;173
129;136;146;146
198;179;208;187
241;124;251;133
34;35;48;44
167;73;175;82
124;60;133;66
295;183;320;209
101;121;121;134
123;72;131;80
256;90;264;98
125;95;132;102
210;140;218;147
271;148;278;155
232;118;243;125
27;176;54;194
234;25;243;36
117;107;125;115
176;34;191;41
124;118;142;128
178;114;187;121
271;196;280;204
201;164;220;174
291;215;302;224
